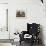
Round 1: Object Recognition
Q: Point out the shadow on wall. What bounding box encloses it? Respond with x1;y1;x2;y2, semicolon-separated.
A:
40;25;45;46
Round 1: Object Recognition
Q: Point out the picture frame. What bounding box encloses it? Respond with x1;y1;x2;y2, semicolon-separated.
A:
16;10;25;17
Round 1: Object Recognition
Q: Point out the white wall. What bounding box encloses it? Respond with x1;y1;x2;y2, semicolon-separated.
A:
9;0;46;45
0;0;8;3
43;2;46;46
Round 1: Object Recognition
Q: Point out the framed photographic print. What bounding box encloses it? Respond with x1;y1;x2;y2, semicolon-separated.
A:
16;10;25;17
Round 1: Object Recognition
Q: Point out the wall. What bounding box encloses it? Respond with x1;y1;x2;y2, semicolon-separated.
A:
0;0;8;3
9;0;46;45
9;0;42;32
43;1;46;46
